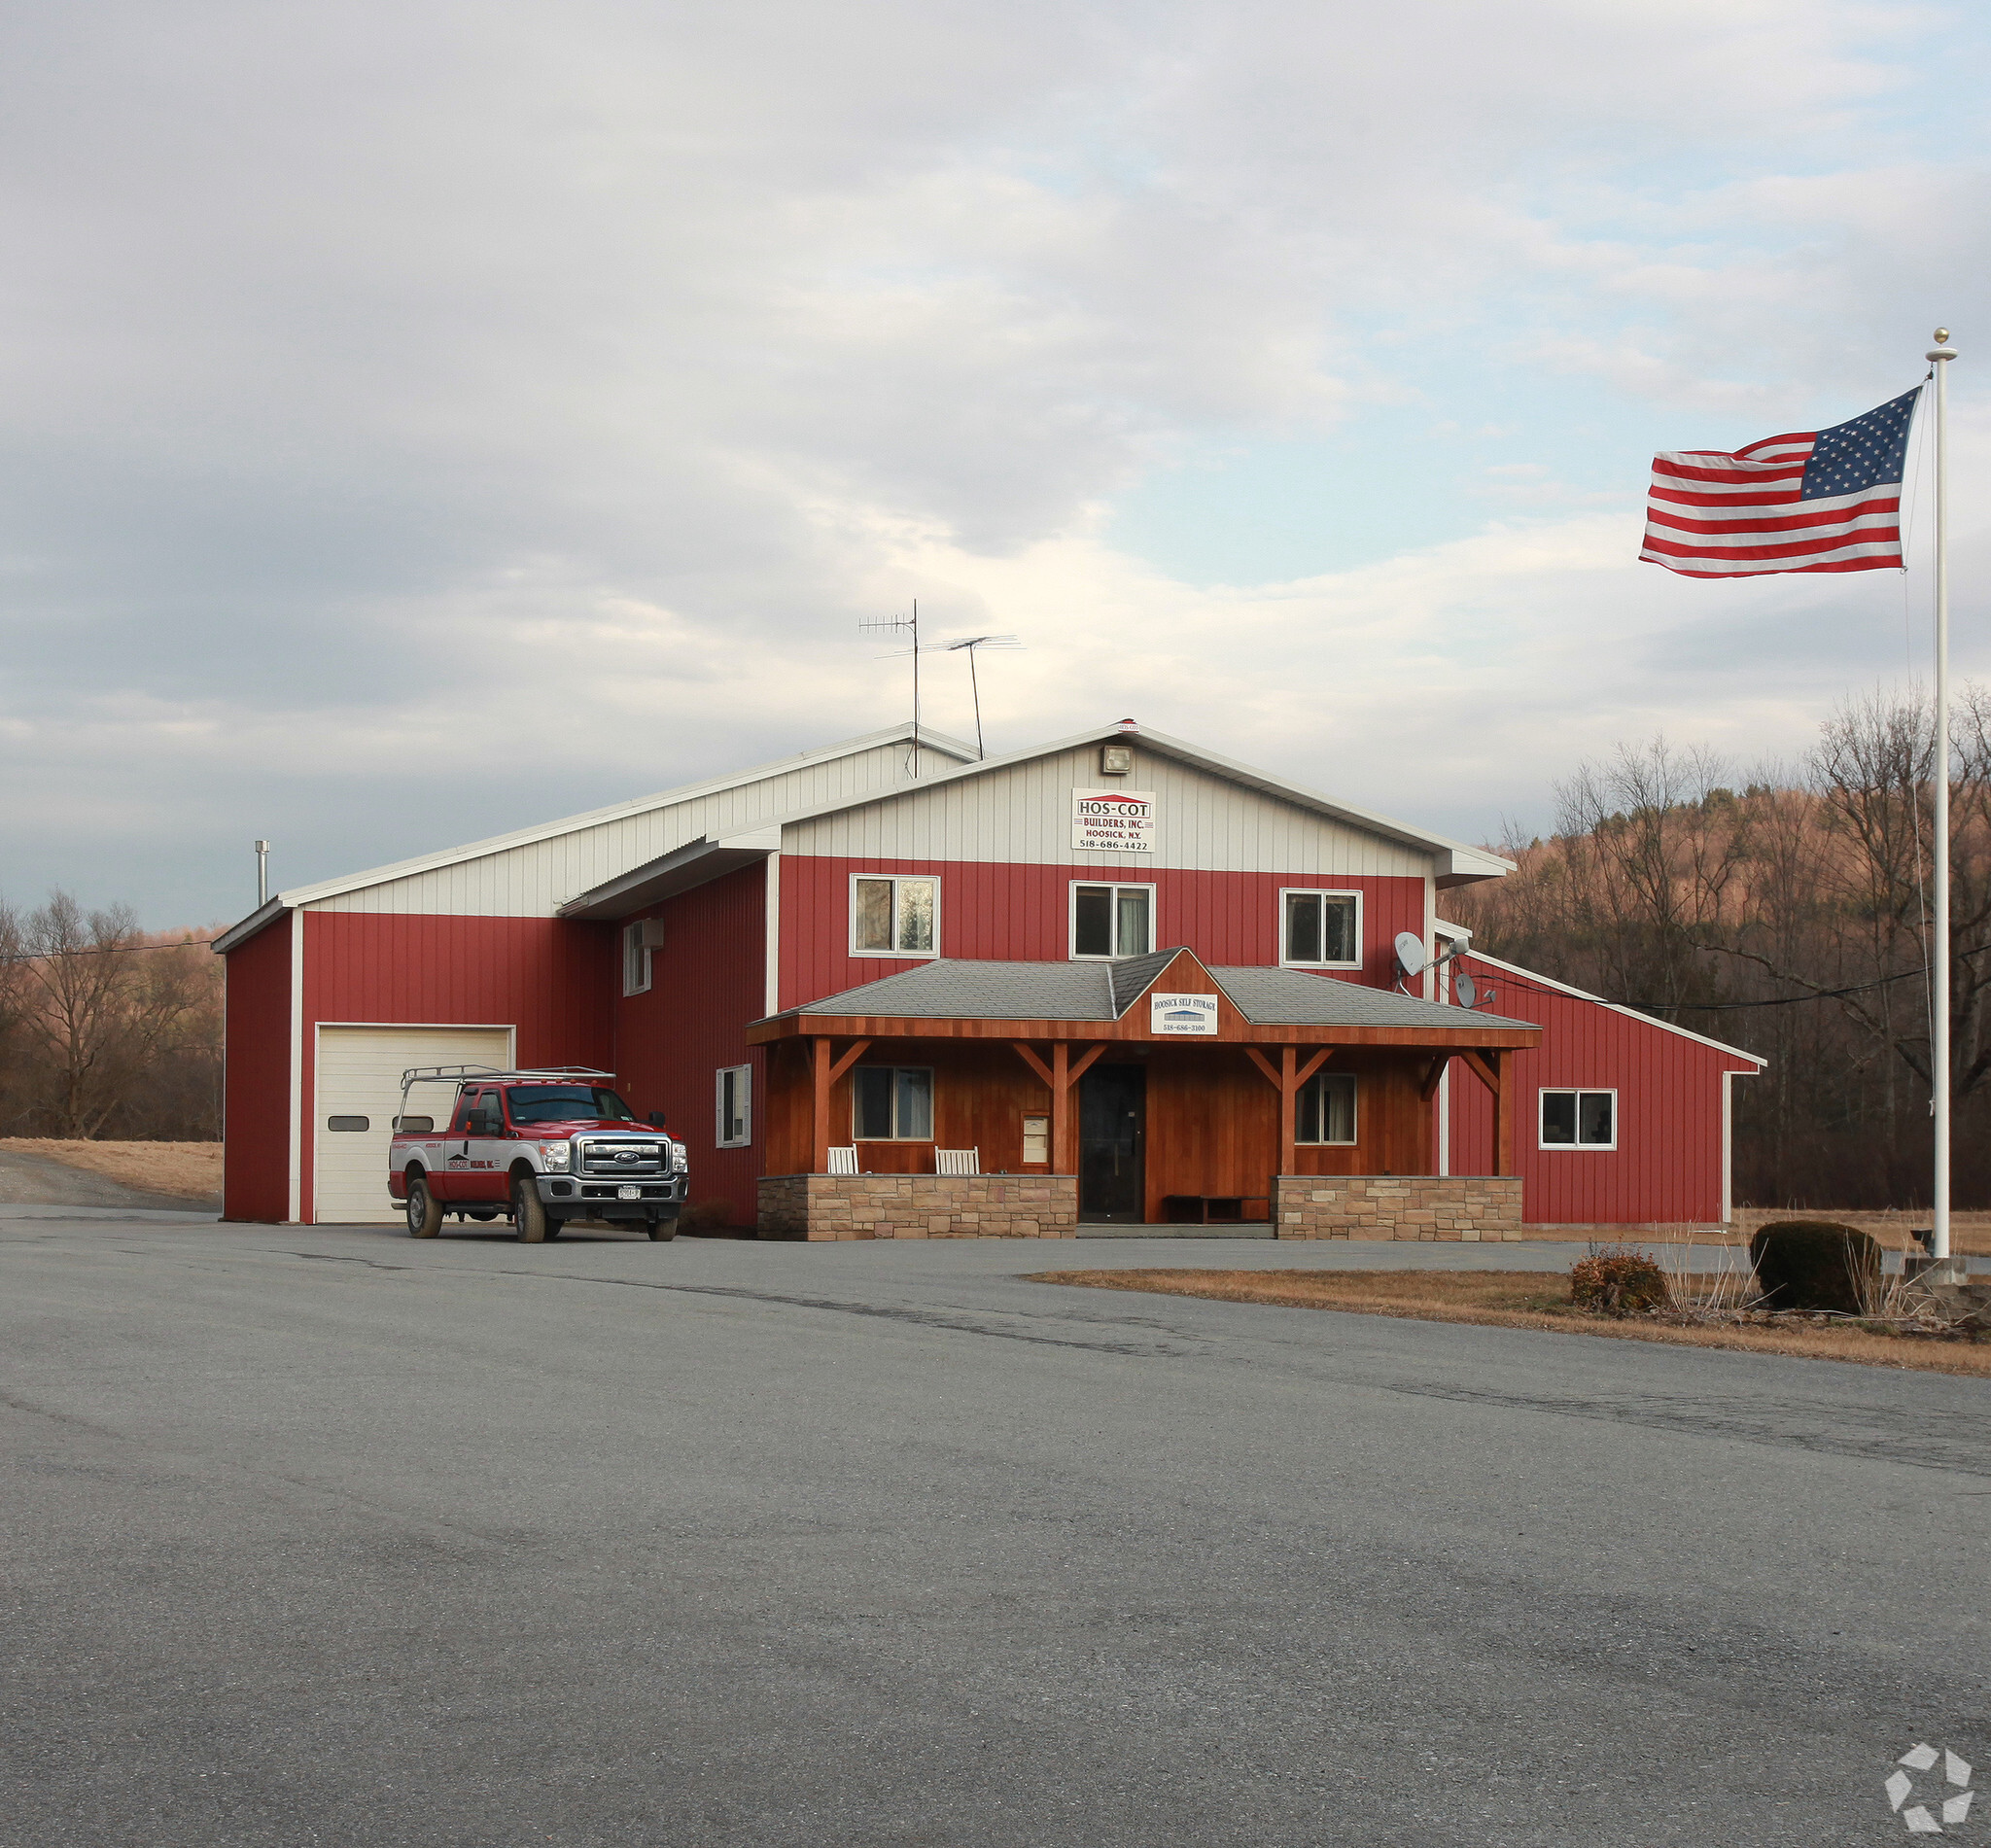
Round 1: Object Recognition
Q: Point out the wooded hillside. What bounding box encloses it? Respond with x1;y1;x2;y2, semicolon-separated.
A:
1443;687;1991;1211
0;895;222;1140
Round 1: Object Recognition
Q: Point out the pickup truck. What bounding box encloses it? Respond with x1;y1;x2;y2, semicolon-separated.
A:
387;1066;688;1242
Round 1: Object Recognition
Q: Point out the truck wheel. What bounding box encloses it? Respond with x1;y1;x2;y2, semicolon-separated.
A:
511;1173;548;1243
405;1173;442;1238
647;1214;677;1242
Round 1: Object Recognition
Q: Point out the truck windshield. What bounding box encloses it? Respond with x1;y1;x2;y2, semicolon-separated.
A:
505;1086;637;1124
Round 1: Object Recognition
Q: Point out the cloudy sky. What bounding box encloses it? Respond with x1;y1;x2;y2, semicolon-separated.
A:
4;0;1987;925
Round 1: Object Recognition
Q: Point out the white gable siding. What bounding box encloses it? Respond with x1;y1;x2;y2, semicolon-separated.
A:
315;739;949;918
780;744;1434;877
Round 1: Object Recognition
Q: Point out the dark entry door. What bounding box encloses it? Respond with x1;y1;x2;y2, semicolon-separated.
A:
1079;1064;1146;1223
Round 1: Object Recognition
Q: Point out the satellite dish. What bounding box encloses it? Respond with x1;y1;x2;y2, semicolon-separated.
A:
1394;931;1426;977
1453;969;1478;1010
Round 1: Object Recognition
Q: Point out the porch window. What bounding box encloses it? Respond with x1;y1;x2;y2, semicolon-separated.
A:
853;1065;934;1140
623;920;653;994
1071;882;1154;959
1281;889;1360;968
853;875;939;956
1295;1072;1357;1145
716;1064;751;1148
1541;1089;1616;1149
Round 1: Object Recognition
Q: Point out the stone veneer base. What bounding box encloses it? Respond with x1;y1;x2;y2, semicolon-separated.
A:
758;1172;1079;1240
1271;1175;1525;1241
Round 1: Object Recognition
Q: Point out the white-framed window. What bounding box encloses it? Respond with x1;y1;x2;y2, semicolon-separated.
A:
1295;1071;1357;1145
1540;1089;1617;1150
1281;889;1361;969
852;875;939;958
623;921;653;995
716;1064;751;1148
853;1065;934;1140
1070;881;1156;959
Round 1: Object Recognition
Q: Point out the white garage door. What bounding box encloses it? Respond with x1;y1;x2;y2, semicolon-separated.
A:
314;1025;514;1223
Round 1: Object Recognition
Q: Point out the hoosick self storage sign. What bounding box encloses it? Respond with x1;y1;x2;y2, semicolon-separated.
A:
1071;788;1156;853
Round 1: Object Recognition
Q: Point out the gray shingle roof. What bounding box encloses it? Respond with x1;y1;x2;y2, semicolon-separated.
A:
775;954;1535;1030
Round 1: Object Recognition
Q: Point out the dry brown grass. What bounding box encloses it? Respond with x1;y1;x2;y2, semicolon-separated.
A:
1027;1268;1991;1378
1519;1212;1991;1256
0;1138;223;1200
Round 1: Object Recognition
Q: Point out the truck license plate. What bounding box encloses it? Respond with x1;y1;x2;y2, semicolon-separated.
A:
617;1185;641;1200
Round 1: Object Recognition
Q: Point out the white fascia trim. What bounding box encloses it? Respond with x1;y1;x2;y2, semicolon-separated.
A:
213;897;288;955
742;721;1519;873
1462;950;1768;1067
246;723;978;917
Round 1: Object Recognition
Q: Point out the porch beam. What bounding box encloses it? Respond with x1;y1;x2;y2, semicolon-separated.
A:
1009;1041;1055;1090
1419;1053;1452;1102
825;1038;873;1087
1293;1048;1334;1089
1243;1047;1281;1089
1066;1042;1111;1086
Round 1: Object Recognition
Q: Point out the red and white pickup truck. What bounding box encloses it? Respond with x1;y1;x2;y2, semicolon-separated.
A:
387;1066;688;1242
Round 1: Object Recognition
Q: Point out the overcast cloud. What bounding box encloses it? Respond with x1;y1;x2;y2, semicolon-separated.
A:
2;0;1986;924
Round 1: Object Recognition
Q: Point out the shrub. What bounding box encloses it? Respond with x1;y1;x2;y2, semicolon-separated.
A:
1749;1221;1881;1314
1569;1247;1671;1316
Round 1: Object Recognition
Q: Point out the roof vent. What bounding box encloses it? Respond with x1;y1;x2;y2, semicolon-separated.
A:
1100;743;1134;776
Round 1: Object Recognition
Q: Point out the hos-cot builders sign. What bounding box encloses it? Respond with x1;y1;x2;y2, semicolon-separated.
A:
1072;787;1156;853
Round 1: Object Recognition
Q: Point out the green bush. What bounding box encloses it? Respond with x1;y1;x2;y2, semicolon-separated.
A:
1569;1248;1671;1316
1748;1221;1880;1314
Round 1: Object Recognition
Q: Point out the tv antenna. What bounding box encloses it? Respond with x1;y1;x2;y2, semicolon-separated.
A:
858;600;923;776
938;634;1021;759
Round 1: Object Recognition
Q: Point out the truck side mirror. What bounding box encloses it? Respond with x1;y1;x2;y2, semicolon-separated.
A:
646;1112;668;1128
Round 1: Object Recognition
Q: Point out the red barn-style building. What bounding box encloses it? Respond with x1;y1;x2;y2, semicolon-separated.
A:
214;720;1762;1238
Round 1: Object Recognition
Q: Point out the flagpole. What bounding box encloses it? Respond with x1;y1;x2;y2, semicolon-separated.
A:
1927;328;1956;1266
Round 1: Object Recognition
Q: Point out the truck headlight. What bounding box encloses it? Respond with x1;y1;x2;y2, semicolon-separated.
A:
671;1141;688;1173
539;1142;572;1170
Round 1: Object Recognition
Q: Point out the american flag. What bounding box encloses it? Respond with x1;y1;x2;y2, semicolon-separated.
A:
1640;387;1921;577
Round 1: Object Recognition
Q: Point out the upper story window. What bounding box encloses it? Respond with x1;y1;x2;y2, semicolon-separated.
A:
1071;882;1154;959
1281;889;1361;969
1295;1072;1357;1145
1541;1089;1616;1150
623;920;653;995
853;875;938;957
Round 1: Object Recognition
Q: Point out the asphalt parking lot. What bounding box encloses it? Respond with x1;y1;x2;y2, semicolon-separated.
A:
4;1215;1987;1847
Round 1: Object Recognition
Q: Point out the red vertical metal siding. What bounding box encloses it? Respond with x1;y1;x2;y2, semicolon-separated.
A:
297;912;616;1221
778;857;1426;1009
613;864;767;1228
222;914;292;1222
1444;955;1757;1225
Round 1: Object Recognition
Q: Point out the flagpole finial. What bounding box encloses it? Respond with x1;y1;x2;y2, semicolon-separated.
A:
1930;328;1955;360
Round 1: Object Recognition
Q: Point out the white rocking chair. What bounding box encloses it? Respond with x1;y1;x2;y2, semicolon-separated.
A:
934;1148;980;1176
826;1146;859;1175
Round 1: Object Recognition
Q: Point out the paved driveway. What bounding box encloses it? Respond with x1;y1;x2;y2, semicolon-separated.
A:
4;1217;1986;1846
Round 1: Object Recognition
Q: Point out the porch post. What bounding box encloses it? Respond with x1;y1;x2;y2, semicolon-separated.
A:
1278;1044;1297;1179
1051;1042;1070;1173
1490;1049;1510;1178
811;1036;831;1174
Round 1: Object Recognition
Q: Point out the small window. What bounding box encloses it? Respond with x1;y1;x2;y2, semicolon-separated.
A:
1295;1072;1357;1145
1071;883;1155;959
853;1065;934;1140
852;876;939;957
326;1115;369;1132
1541;1089;1616;1149
716;1064;752;1148
1281;890;1361;968
623;920;653;995
1022;1114;1049;1164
